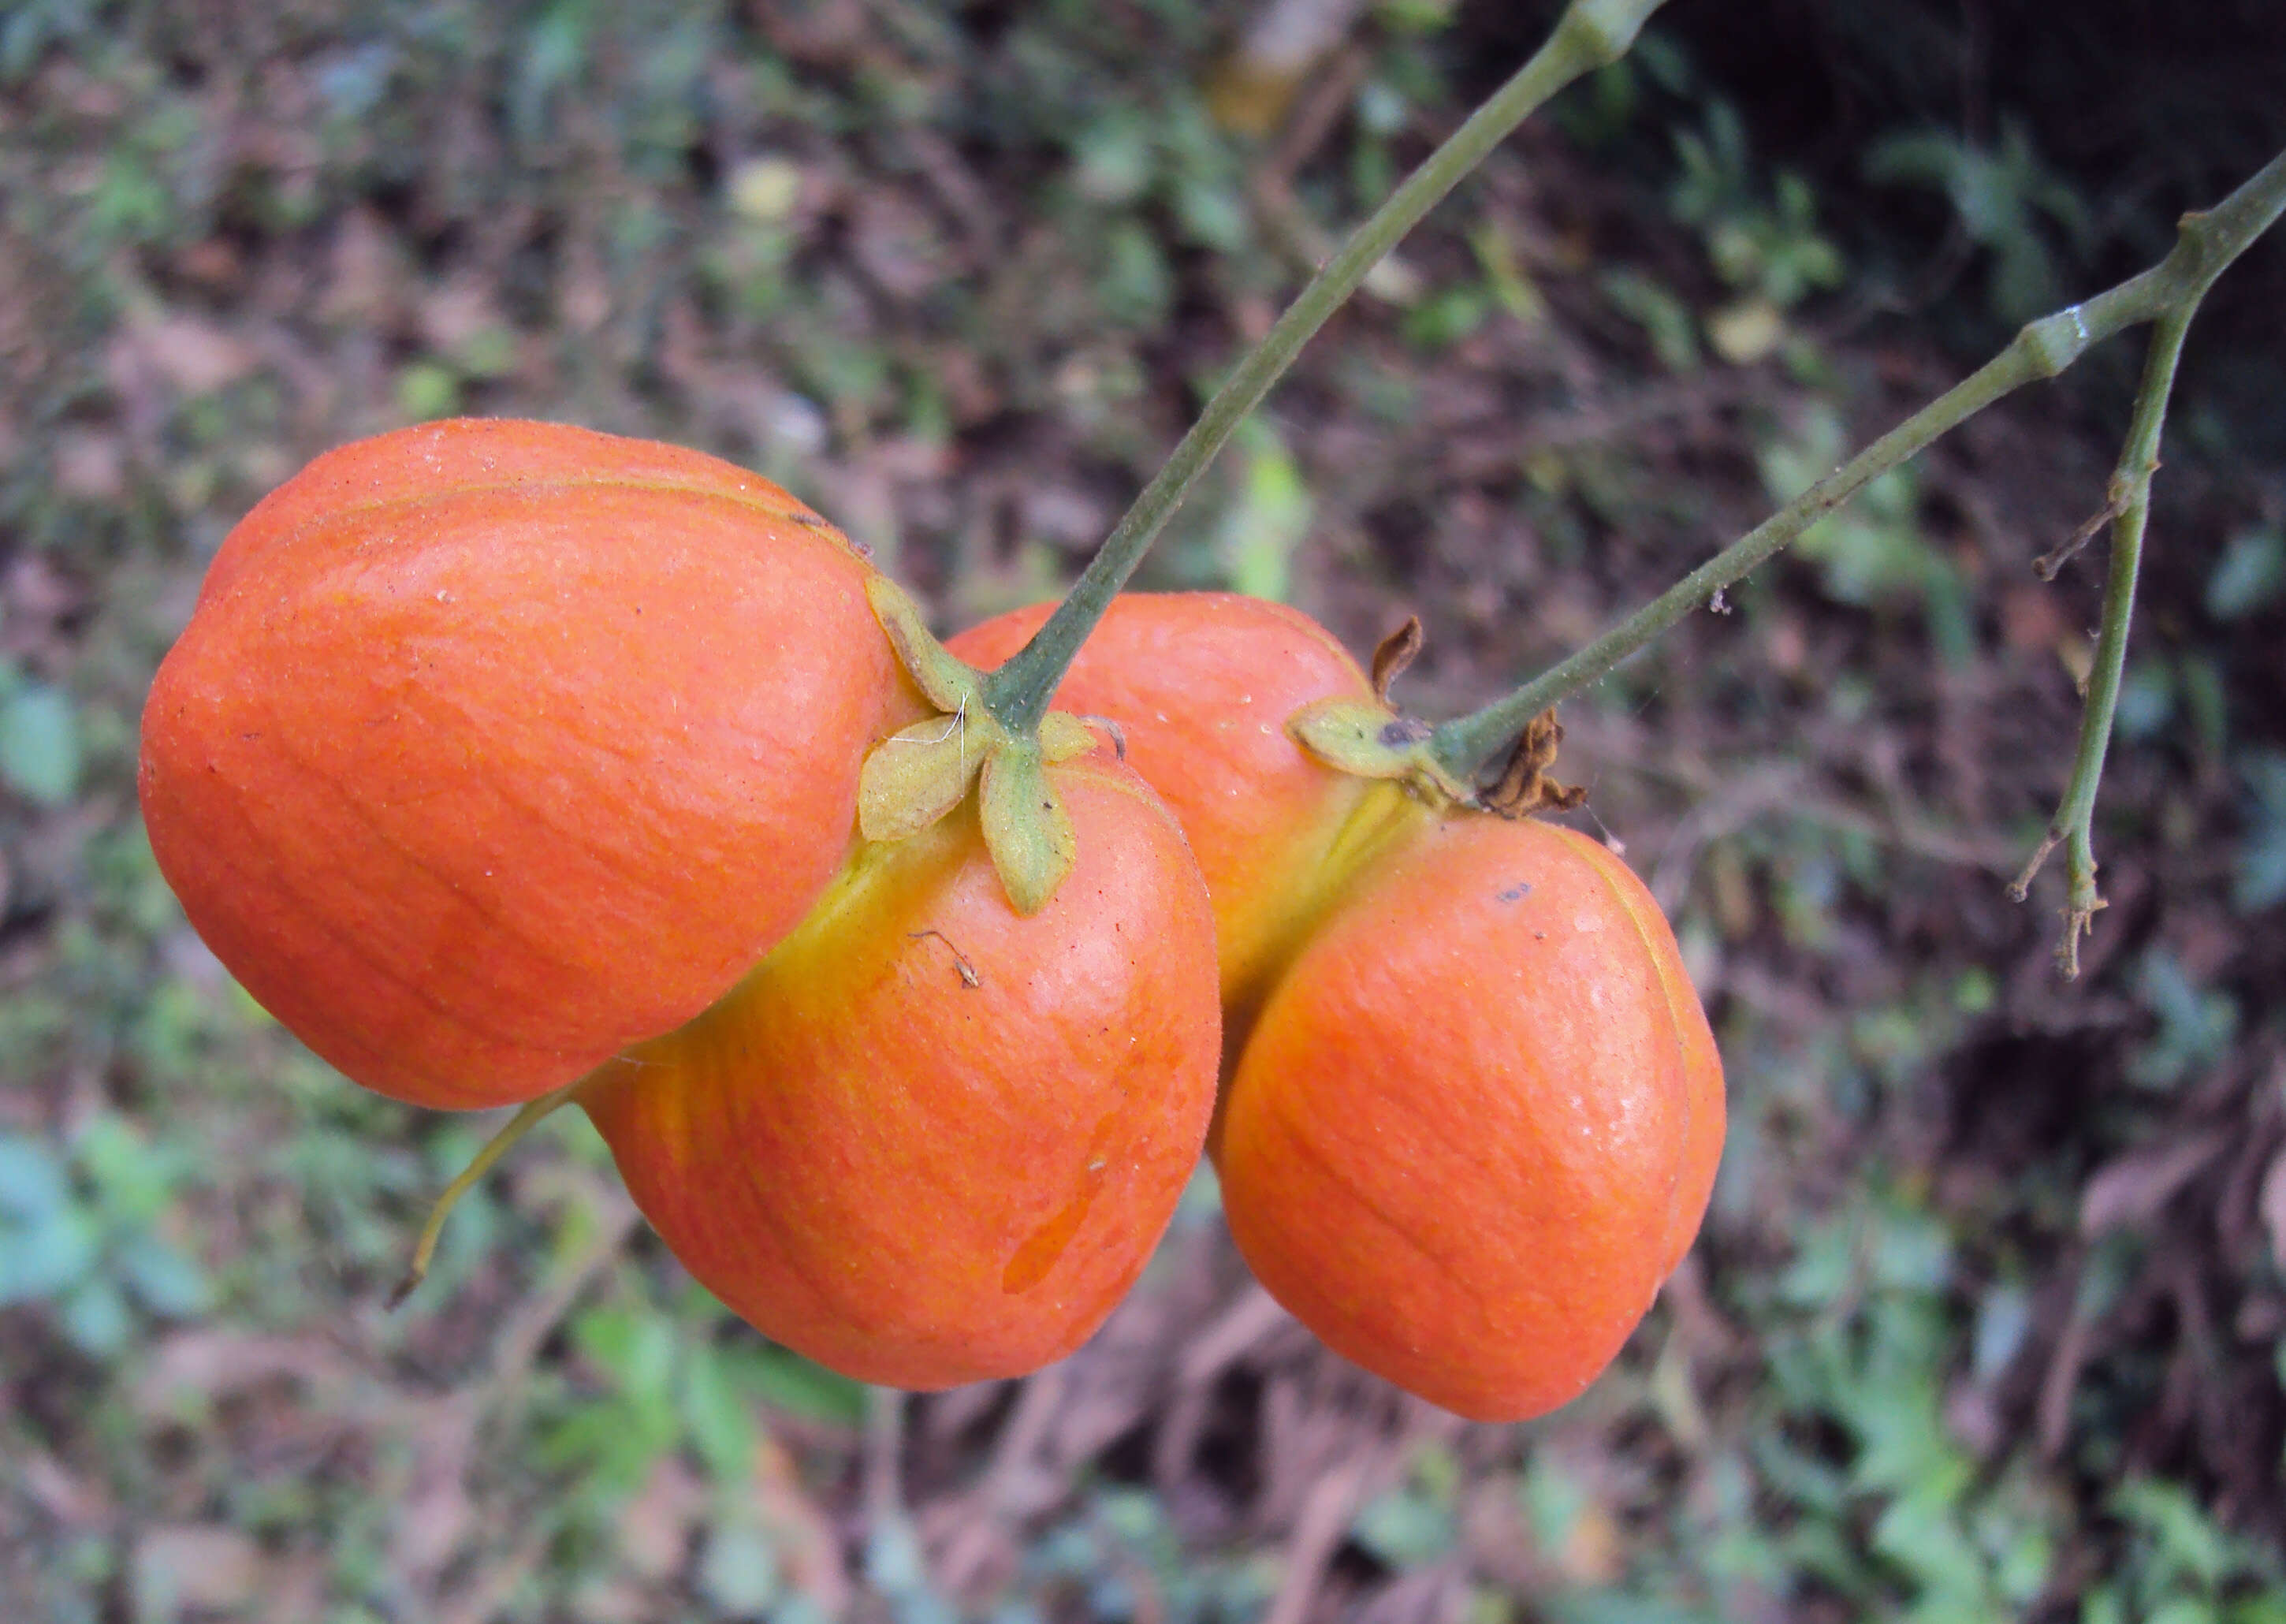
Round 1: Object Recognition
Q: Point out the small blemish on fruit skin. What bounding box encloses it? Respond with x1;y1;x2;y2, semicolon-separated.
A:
1496;882;1532;903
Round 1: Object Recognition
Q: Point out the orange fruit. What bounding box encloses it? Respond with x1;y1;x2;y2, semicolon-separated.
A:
140;419;920;1111
582;748;1222;1387
952;591;1723;1419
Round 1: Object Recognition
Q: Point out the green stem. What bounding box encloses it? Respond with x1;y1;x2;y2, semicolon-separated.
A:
2017;302;2211;977
386;1078;586;1309
1431;144;2286;786
983;0;1668;734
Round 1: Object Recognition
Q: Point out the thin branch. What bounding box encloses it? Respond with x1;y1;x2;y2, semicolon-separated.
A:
2014;300;2195;978
2033;483;2130;581
981;0;1670;735
1428;150;2286;943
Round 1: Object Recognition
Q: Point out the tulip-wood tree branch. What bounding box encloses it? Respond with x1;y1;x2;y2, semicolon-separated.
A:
1426;146;2286;978
983;0;1670;733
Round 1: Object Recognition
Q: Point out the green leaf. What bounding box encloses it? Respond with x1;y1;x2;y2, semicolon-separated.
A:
2114;1479;2231;1590
76;1113;178;1226
0;1134;67;1219
697;1522;780;1618
679;1341;758;1488
1870;1209;1953;1293
717;1343;866;1428
0;680;82;807
2232;754;2286;914
0;1205;99;1304
117;1235;211;1318
1219;419;1312;603
2206;527;2285;620
1602;269;1700;371
60;1277;132;1354
1870;1489;1984;1596
394;360;460;421
1547;1596;1726;1624
574;1306;678;1403
2128;951;2238;1088
1073;111;1155;205
1353;1487;1454;1569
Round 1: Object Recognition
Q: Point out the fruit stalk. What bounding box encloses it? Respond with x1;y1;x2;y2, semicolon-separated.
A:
983;0;1670;734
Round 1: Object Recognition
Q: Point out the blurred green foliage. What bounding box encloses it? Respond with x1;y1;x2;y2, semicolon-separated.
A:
1867;122;2094;326
2;2;2281;1620
0;1114;208;1357
1756;403;1975;667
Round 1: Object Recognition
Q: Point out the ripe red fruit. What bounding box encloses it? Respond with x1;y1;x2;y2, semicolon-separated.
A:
951;592;1724;1421
581;747;1221;1387
140;419;921;1112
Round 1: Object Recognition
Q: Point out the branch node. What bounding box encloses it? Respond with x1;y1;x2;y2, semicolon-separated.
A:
2020;305;2092;377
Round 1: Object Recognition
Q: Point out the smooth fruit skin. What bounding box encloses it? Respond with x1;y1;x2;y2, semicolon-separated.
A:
580;751;1221;1389
140;419;919;1112
948;594;1379;1020
1216;812;1725;1422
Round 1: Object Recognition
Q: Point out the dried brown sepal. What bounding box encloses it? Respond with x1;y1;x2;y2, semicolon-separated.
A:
1481;708;1588;819
1370;616;1424;705
1074;715;1128;761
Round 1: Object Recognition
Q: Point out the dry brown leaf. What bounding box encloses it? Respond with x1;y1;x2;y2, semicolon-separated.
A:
133;315;257;397
132;1330;351;1418
620;1456;705;1581
2078;1130;2227;1238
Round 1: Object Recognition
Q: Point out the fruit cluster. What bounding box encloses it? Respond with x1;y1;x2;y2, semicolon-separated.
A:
140;420;1721;1422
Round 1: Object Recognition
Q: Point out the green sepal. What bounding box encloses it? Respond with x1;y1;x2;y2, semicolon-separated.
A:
866;575;979;714
859;578;1092;912
979;746;1077;916
1038;711;1100;764
1290;698;1424;780
858;713;995;843
1289;696;1473;807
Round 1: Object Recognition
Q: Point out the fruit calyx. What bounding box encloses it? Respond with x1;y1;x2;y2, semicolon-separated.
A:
1290;616;1586;820
1284;616;1469;809
858;577;1098;914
